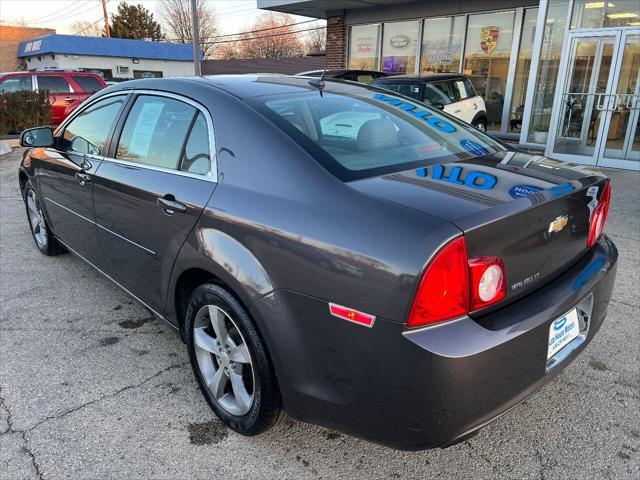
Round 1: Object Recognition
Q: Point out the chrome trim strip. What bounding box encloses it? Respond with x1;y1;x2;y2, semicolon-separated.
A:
96;223;156;255
99;155;213;183
45;196;95;225
44;196;156;255
56;238;177;330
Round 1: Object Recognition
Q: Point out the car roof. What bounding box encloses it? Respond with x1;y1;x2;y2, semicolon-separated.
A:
373;73;467;83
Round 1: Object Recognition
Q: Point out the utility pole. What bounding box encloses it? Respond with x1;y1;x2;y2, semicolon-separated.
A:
102;0;111;37
190;0;202;76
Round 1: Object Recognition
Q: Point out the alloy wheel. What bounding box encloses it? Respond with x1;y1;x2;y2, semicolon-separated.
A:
26;190;48;249
193;304;255;416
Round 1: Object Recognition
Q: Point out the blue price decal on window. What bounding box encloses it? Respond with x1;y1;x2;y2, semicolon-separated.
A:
460;139;489;156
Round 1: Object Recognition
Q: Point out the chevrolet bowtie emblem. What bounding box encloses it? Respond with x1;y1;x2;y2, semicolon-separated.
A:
548;215;569;234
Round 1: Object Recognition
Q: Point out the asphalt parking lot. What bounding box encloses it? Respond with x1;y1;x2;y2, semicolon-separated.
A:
0;147;638;480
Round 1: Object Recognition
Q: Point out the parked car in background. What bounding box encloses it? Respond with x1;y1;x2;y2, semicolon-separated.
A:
0;70;106;125
297;69;388;84
372;73;488;131
18;75;617;450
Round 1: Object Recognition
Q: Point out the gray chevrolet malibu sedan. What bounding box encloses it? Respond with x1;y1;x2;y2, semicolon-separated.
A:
18;75;617;450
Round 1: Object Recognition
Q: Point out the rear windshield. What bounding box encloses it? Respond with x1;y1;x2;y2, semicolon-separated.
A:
72;75;105;93
249;89;505;181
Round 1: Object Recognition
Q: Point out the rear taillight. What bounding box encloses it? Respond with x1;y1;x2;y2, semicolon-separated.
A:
468;256;506;311
587;181;611;249
407;237;506;328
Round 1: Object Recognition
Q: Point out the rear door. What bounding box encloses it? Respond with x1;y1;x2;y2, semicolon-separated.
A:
92;92;216;313
36;74;80;124
0;74;34;93
35;93;128;262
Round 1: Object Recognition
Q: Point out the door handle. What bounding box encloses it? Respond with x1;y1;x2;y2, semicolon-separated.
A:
454;109;462;114
64;96;74;102
158;195;186;215
75;172;92;185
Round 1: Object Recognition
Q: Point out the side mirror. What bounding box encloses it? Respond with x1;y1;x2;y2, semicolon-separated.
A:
20;127;54;148
432;101;445;111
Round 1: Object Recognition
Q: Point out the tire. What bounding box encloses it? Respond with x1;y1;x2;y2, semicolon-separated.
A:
473;119;487;133
22;181;65;256
185;283;282;436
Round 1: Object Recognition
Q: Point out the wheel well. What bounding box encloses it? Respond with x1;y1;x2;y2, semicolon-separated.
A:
174;268;237;332
471;112;487;125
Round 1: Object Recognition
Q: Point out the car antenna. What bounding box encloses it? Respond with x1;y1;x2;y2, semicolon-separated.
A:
308;67;327;97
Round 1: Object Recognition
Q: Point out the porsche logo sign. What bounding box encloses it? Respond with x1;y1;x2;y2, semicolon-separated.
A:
481;26;500;55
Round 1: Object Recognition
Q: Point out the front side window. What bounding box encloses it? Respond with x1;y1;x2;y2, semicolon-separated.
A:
431;82;457;103
423;84;452;107
251;89;505;181
61;96;125;155
116;95;201;171
72;75;104;93
38;75;71;93
0;76;32;93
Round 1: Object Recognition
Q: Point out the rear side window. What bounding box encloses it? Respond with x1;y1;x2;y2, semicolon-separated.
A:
38;75;71;93
72;75;104;93
463;78;477;97
179;113;211;175
0;76;32;93
61;96;125;155
377;83;422;100
116;95;198;170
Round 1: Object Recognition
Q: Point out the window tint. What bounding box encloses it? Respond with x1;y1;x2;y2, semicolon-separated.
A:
252;90;504;181
117;95;196;170
355;74;375;84
61;96;125;155
72;75;104;93
38;75;71;93
423;84;451;107
179;113;211;175
0;76;32;93
431;82;457;103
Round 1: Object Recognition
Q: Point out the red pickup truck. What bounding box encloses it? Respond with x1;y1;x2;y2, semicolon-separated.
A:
0;70;107;125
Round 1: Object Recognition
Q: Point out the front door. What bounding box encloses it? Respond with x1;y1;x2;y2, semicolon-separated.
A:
36;94;128;263
548;29;640;171
92;93;216;314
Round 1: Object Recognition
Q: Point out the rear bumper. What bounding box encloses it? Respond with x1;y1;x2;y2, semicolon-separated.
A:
251;236;618;450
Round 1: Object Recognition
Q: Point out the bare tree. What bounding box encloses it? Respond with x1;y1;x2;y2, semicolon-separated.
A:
213;42;239;60
237;13;304;59
303;23;326;55
159;0;218;58
70;20;105;37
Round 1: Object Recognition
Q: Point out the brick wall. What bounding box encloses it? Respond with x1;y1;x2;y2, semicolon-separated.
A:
325;15;346;70
0;26;55;72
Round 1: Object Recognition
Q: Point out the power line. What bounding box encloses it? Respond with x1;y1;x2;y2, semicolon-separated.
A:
28;0;96;25
201;25;326;45
25;0;85;24
163;19;322;42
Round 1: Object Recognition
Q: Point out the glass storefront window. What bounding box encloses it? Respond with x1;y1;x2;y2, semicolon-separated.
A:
348;24;381;70
571;0;640;29
463;11;516;132
527;0;570;144
420;16;465;73
381;20;420;74
509;8;538;134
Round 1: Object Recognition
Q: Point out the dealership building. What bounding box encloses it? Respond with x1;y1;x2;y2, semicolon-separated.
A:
260;0;640;170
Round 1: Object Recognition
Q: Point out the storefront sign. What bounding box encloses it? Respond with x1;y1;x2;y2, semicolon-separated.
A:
427;51;454;66
390;34;410;49
480;26;500;54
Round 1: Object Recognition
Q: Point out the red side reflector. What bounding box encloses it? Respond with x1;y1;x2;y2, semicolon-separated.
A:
329;303;376;328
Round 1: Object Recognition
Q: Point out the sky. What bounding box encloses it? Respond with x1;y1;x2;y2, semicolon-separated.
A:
0;0;315;35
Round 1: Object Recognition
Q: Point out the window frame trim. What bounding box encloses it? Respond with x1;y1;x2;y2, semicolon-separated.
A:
55;89;218;182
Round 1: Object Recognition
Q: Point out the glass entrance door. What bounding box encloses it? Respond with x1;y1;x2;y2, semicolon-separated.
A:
600;32;640;168
549;29;640;170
